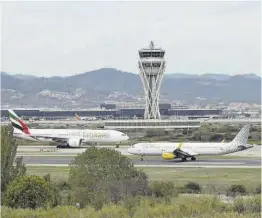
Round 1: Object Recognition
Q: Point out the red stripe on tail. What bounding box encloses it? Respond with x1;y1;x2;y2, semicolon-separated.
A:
18;119;30;135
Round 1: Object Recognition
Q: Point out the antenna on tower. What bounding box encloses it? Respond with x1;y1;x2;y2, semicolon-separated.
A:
150;41;154;49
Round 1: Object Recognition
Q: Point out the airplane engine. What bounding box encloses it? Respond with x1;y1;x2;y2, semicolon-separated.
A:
67;137;82;147
162;152;176;160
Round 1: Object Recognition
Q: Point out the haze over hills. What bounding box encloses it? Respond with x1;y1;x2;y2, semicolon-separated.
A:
1;68;261;108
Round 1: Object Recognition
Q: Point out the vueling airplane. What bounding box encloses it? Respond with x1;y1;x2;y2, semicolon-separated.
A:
8;109;129;148
128;125;252;161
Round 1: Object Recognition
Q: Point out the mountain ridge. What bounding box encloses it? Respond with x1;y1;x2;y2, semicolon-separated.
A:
4;69;261;80
1;68;261;108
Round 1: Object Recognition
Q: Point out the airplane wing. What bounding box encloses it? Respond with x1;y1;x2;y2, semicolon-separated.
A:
165;147;198;158
174;148;198;157
30;135;68;142
51;137;70;143
30;135;77;143
31;135;84;147
165;142;198;158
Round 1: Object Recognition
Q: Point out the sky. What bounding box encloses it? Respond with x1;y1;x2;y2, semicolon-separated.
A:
1;1;261;77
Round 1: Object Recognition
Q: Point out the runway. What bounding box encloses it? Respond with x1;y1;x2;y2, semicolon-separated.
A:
19;156;261;168
16;145;261;168
16;145;262;157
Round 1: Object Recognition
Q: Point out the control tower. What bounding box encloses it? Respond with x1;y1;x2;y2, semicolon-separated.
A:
138;41;166;119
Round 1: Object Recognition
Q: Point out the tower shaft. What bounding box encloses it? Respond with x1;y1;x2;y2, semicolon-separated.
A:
138;41;166;119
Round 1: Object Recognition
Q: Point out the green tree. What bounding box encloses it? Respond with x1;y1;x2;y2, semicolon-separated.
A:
1;125;26;195
68;147;149;209
192;130;201;141
3;175;57;209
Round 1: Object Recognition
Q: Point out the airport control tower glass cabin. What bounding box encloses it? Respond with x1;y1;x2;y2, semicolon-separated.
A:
138;41;166;119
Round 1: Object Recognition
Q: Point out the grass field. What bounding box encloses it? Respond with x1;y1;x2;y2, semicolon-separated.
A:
248;140;262;145
2;194;261;218
139;167;261;187
26;166;261;192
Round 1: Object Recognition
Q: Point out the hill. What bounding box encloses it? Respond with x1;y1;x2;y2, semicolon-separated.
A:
1;68;261;108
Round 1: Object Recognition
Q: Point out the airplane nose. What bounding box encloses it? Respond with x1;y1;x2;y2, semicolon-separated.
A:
247;143;254;148
121;133;129;141
127;147;135;154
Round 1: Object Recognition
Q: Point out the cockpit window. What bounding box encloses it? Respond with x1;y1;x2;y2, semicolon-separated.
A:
121;133;126;136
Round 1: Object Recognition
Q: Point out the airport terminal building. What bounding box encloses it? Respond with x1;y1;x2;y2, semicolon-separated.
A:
1;103;222;120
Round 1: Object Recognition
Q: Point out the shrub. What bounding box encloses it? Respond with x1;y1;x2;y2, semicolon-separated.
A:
192;131;201;141
150;181;178;199
44;174;65;206
255;185;261;194
4;175;57;209
145;129;166;137
1;196;261;218
184;181;202;193
233;195;261;213
120;196;141;217
97;204;130;218
68;147;149;208
1;125;26;196
244;195;261;213
43;173;51;182
233;197;245;213
227;184;247;197
54;180;71;192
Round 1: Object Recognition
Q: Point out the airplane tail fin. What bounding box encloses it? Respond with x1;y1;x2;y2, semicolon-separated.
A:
178;141;183;149
231;124;250;146
8;109;31;135
75;113;81;120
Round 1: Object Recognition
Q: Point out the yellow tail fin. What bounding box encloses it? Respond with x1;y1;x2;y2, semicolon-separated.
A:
178;141;183;149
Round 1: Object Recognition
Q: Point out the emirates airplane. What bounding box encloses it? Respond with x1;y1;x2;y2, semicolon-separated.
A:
128;124;252;161
8;109;129;148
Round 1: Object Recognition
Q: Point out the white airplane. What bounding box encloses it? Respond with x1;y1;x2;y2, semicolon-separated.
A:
127;124;253;162
75;113;97;121
8;109;129;148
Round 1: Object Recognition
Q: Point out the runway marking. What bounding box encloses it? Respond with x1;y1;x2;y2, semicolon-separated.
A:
161;162;246;165
24;164;261;169
135;165;261;168
17;154;78;157
16;153;133;157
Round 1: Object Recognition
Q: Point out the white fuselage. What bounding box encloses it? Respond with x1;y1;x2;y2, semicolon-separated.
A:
14;128;129;143
128;142;246;156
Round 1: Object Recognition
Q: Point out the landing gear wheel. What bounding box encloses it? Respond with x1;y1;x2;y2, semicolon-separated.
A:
140;156;144;161
116;144;120;148
191;156;196;161
56;143;63;148
181;157;187;162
